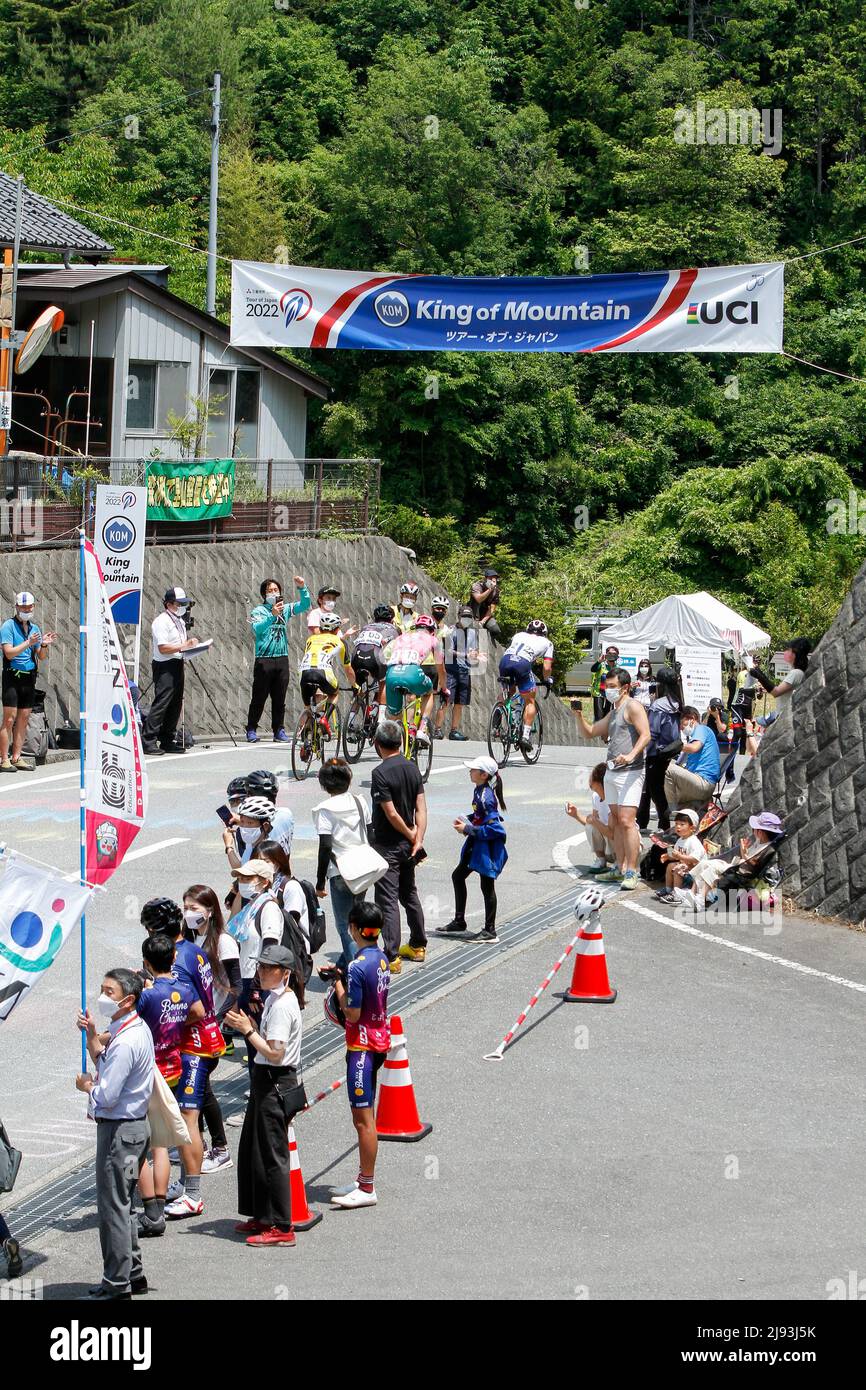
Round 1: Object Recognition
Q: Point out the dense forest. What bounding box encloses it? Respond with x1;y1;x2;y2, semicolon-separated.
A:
2;0;865;660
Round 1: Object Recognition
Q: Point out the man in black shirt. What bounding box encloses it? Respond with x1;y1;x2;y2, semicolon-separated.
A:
369;721;427;973
469;568;501;642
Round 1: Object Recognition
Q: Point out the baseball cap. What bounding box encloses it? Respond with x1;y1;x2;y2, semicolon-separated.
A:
164;586;189;605
234;858;275;881
318;585;340;599
258;944;296;970
15;591;35;607
483;567;499;578
748;811;784;834
673;808;699;826
463;755;499;777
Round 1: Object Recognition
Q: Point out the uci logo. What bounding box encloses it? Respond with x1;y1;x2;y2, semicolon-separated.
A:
102;516;135;551
688;300;759;326
373;290;410;326
120;490;136;509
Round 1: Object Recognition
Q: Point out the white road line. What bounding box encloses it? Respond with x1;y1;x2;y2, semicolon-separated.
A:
123;836;189;861
0;742;283;798
551;832;586;876
426;763;469;776
619;899;866;995
0;769;79;794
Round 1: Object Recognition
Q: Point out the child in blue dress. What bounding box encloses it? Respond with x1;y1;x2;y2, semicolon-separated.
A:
442;755;508;943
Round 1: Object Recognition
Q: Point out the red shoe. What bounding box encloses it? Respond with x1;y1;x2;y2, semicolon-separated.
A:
246;1226;296;1247
319;717;332;738
234;1219;266;1234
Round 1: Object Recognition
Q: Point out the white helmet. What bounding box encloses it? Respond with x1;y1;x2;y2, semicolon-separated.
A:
237;796;274;822
574;887;605;921
15;591;35;608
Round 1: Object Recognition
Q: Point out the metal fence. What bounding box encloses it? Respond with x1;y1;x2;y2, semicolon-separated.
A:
0;455;381;548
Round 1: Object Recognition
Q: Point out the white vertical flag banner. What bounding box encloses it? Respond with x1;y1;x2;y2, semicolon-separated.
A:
83;537;147;885
0;859;91;1021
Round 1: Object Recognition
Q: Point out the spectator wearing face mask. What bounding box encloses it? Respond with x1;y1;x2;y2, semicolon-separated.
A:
246;575;310;745
435;605;478;741
469;568;501;642
307;584;342;633
590;645;620;722
664;706;720;812
1;590;56;773
632;660;654;707
141;587;200;756
222;796;274;918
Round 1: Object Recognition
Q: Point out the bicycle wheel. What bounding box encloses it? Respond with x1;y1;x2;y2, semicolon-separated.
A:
411;728;434;783
322;703;342;761
342;694;365;762
291;709;315;781
520;703;544;765
487;701;511;768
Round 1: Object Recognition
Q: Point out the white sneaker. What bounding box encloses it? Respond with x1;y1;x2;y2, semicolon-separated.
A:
165;1194;204;1219
201;1147;233;1173
330;1184;377;1209
226;1112;245;1128
329;1182;359;1198
166;1178;185;1203
415;726;430;748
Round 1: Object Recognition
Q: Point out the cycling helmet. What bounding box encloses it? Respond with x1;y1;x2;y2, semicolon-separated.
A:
415;613;436;633
399;582;419;598
141;897;183;934
246;768;278;801
431;596;450;612
373;604;394;623
574;887;605;921
526;619;548;636
237;796;274;822
226;776;249;802
319;612;341;632
323;985;346;1030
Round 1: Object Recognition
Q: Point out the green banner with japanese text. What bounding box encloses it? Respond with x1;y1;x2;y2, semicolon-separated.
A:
146;458;235;520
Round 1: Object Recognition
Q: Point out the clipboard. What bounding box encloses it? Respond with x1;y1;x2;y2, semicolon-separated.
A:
182;638;213;660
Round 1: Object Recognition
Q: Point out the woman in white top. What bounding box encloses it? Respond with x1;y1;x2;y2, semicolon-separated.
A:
632;660;654;708
226;943;306;1246
259;839;311;961
313;757;372;971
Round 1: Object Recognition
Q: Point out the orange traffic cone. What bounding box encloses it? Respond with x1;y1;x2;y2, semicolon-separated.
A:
288;1124;322;1230
557;919;617;1003
376;1014;432;1142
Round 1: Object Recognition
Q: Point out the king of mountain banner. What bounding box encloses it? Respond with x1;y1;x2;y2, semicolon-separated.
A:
230;262;784;354
83;538;147;886
146;458;236;521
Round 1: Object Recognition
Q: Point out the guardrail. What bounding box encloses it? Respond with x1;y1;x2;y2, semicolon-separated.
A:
0;456;381;547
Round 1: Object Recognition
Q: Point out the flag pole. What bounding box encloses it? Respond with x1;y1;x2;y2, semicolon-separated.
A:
79;528;87;1071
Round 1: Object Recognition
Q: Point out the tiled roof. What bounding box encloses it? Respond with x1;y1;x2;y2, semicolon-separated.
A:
0;172;113;257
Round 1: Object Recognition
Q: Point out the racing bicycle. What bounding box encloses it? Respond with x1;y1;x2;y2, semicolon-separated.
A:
486;681;548;768
291;689;342;781
392;686;448;784
342;672;380;764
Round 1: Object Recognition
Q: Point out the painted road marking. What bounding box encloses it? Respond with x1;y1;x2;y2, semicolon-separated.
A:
619;899;866;995
551;832;586;877
123;836;189;861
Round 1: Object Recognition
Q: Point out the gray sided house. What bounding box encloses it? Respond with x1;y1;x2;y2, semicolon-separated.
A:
14;264;328;470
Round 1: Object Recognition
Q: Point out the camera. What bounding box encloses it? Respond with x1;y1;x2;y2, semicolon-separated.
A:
181;598;196;631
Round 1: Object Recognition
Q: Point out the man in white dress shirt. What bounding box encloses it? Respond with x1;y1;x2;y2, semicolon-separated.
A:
141;586;199;756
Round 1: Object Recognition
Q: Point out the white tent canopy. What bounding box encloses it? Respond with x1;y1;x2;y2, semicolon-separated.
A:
601;593;763;651
680;591;771;650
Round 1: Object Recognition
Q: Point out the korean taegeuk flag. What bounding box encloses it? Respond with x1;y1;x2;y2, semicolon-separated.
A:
83;537;148;886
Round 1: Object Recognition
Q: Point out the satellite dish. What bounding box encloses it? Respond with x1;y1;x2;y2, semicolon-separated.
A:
14;305;65;375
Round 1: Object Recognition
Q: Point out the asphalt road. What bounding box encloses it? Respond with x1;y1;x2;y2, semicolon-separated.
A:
3;736;866;1301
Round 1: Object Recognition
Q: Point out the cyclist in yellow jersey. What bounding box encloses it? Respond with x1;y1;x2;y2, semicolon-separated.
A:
299;613;358;735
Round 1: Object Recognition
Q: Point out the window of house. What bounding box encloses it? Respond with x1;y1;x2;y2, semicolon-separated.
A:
126;361;189;432
203;367;260;458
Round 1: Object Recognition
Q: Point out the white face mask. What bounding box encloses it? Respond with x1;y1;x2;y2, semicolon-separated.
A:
239;880;256;899
239;826;260;846
682;723;696;738
96;993;118;1021
459;618;471;629
16;609;33;622
401;598;414;609
265;592;280;607
184;908;207;933
322;599;336;611
605;688;620;704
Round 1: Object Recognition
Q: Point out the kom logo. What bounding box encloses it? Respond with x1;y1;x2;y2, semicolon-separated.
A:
280;289;313;326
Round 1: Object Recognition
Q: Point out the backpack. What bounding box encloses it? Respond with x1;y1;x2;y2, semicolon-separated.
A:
254;892;313;984
23;706;50;762
292;877;327;954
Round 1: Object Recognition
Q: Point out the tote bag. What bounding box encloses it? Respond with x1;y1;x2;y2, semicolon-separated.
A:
335;795;389;896
0;1119;22;1194
147;1069;190;1149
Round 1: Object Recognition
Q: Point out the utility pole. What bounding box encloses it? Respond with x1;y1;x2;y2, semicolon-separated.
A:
206;71;221;317
0;174;25;457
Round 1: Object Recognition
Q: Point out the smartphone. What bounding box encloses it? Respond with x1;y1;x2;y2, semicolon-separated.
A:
410;847;428;867
216;804;233;826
